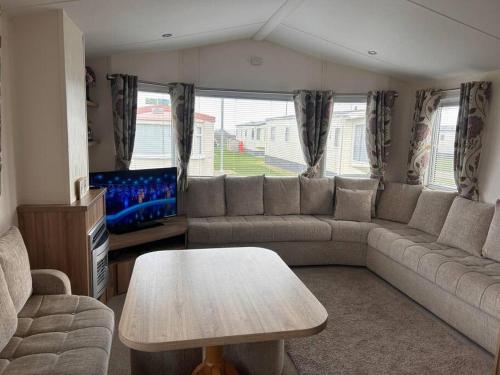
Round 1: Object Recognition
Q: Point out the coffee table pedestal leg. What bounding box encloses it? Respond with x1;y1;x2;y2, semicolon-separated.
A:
192;346;239;375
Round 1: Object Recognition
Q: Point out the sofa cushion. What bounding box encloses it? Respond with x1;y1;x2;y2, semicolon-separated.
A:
0;294;114;375
408;189;457;236
264;177;300;215
226;176;264;216
300;177;334;215
376;183;423;223
335;177;378;216
188;215;332;244
317;218;377;243
437;197;494;257
368;227;438;264
407;246;500;320
0;267;16;354
334;188;372;223
185;176;225;217
0;228;32;314
482;199;500;262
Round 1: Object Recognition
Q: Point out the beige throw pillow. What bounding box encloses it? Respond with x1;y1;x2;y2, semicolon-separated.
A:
334;188;373;223
483;199;500;261
376;183;423;223
335;177;378;217
437;197;494;257
264;177;300;215
300;177;335;215
185;176;226;217
226;176;264;216
408;190;457;236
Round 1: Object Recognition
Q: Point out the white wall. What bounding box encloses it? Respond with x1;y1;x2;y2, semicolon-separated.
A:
62;11;88;201
87;39;410;179
11;10;87;204
409;71;500;204
0;14;18;232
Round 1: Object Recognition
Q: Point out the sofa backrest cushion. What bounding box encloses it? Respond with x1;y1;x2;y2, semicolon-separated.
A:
184;176;226;217
376;183;423;223
0;265;17;353
264;177;300;215
226;176;264;216
482;200;500;262
408;189;457;236
0;227;33;313
334;188;373;222
300;177;335;215
335;177;378;217
437;197;494;257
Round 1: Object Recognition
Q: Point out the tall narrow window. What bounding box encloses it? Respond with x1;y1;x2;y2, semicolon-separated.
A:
193;90;303;176
130;89;175;170
325;96;369;176
427;95;459;189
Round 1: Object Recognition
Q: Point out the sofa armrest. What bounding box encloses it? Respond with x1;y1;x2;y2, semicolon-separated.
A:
31;269;72;295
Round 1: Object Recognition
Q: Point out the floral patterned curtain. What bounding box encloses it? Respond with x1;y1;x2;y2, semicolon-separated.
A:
110;74;138;170
170;83;195;191
365;91;397;189
293;90;334;178
454;81;491;200
406;89;443;185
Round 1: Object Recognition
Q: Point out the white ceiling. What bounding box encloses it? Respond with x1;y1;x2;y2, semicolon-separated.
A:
4;0;500;79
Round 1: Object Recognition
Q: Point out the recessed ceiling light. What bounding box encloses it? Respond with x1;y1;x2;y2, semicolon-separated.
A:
162;33;173;38
368;50;377;55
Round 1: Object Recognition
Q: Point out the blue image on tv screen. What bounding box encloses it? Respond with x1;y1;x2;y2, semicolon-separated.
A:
89;167;177;233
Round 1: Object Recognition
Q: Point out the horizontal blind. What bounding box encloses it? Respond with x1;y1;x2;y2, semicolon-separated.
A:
130;89;175;170
325;97;369;177
428;100;459;189
190;93;304;177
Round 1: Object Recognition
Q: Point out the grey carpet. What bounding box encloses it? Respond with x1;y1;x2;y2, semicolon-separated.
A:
286;266;493;375
108;266;494;375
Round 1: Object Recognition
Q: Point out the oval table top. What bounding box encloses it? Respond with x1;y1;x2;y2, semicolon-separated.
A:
119;247;328;352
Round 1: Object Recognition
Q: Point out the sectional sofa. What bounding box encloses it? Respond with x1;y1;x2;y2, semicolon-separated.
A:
181;175;500;354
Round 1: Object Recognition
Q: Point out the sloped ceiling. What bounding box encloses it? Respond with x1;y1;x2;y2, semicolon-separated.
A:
4;0;500;79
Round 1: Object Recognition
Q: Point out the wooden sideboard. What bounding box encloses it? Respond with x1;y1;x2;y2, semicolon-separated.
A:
105;216;188;300
17;189;106;296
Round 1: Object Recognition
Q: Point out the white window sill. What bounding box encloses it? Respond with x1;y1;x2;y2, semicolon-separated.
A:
426;184;457;192
191;154;206;160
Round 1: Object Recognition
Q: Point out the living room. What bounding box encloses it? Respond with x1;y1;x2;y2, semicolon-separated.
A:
2;1;500;374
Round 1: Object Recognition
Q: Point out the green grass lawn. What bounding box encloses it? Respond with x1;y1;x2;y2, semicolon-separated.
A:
214;147;294;176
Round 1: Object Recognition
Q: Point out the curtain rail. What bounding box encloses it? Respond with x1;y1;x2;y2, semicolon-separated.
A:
106;75;397;97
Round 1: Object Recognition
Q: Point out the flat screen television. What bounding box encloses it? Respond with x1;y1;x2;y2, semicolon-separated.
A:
89;167;177;234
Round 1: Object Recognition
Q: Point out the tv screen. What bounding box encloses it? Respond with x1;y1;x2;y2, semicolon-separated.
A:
89;167;177;234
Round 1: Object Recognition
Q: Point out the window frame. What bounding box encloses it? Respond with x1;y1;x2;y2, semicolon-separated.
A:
323;94;369;178
194;88;300;177
131;84;176;170
426;92;459;191
424;90;460;191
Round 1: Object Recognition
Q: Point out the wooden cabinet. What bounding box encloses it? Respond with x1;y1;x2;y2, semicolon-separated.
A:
17;189;106;296
105;216;188;299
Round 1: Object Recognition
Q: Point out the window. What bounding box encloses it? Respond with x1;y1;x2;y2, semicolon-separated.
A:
130;89;174;170
352;124;369;163
193;126;203;156
192;91;303;176
427;95;459;189
325;97;369;176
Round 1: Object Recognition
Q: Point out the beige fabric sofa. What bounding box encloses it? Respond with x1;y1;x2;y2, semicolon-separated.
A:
0;227;114;375
182;175;500;354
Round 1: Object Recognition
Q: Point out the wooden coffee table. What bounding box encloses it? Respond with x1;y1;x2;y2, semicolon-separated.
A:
119;247;328;375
